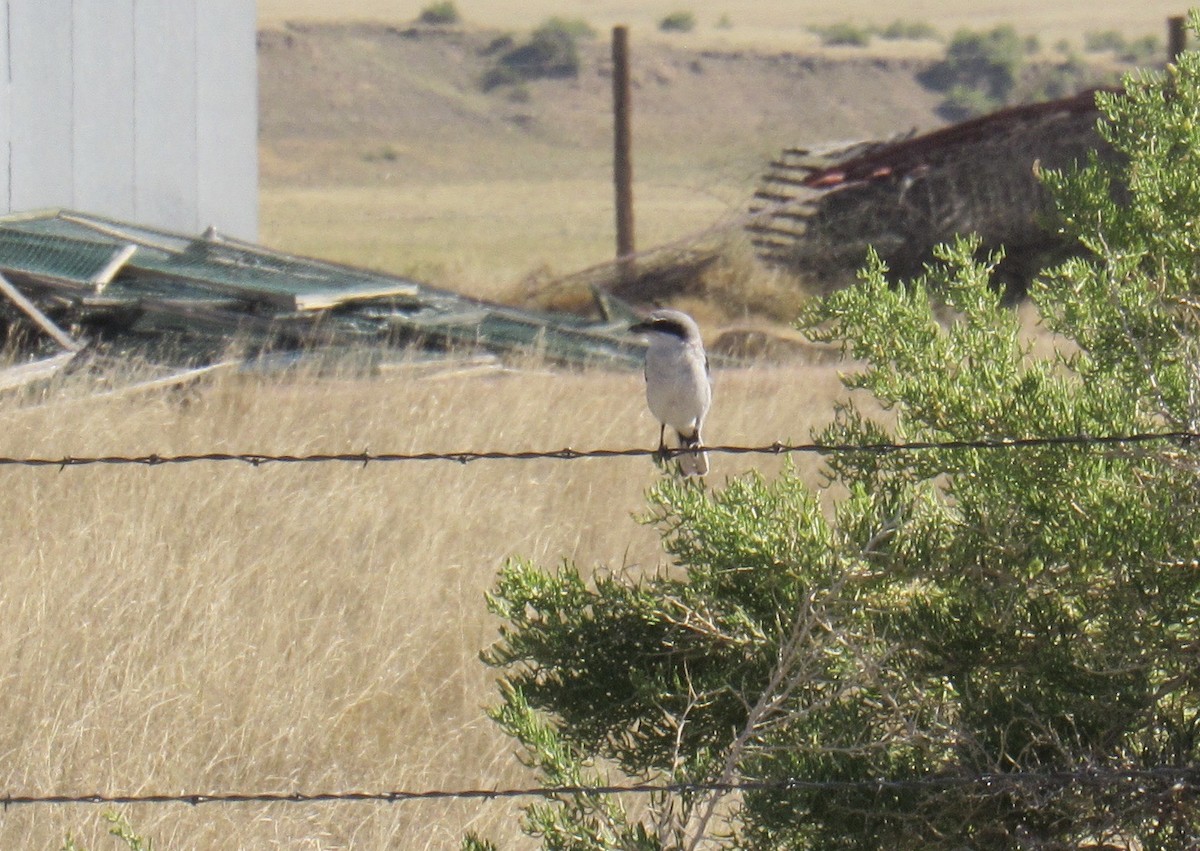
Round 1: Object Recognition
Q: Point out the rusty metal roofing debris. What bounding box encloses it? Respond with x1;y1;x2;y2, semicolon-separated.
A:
748;89;1122;293
0;209;652;388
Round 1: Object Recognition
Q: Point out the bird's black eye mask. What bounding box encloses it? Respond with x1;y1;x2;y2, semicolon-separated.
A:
634;319;689;340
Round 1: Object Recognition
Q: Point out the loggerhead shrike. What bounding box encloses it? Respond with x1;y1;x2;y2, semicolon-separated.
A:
630;308;712;476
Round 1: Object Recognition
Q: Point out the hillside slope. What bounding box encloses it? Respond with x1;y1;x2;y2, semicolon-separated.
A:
255;23;948;291
258;24;946;187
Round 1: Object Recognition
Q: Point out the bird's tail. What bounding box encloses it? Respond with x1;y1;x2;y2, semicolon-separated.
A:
676;429;709;477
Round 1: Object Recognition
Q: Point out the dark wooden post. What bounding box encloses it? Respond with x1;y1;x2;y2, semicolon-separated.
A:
612;25;635;280
1169;15;1187;63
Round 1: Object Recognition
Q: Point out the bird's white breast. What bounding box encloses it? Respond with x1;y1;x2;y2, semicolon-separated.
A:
644;338;711;434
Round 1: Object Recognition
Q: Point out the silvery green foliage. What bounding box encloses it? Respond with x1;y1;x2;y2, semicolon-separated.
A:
473;15;1200;848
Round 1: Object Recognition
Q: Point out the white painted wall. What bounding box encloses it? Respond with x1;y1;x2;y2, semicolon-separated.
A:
197;0;258;238
0;0;258;239
0;1;9;210
75;0;136;219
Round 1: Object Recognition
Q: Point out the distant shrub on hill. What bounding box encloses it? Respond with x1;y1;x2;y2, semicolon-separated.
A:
943;25;1027;99
659;11;696;33
481;18;583;92
810;20;940;47
920;23;1122;119
1024;52;1096;101
1118;33;1162;63
920;25;1033;117
1084;29;1162;63
1084;29;1126;52
418;1;459;26
543;16;596;40
809;21;872;47
878;19;940;41
938;83;999;118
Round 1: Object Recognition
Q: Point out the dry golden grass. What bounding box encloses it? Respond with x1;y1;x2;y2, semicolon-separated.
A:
0;353;854;848
258;181;739;304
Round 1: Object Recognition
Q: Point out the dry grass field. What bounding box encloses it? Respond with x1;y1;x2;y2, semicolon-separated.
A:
1;2;1160;847
259;181;737;293
0;359;854;848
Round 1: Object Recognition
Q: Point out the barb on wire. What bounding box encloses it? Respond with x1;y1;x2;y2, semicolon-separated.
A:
0;431;1195;470
4;767;1200;807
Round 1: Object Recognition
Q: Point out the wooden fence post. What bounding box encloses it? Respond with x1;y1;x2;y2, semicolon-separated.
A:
1169;15;1187;63
612;25;635;282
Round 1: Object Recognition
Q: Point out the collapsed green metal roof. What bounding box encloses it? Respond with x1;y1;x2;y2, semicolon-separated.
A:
0;209;650;370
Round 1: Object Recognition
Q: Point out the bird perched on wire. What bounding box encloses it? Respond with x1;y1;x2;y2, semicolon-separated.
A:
630;308;712;476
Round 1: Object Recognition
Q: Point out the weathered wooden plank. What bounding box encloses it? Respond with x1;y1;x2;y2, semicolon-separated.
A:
590;286;642;324
91;244;138;291
86;360;238;401
0;270;83;351
0;351;76;392
746;221;808;239
58;211;189;254
749;238;799;254
762;171;818;188
751;189;795;204
748;206;812;222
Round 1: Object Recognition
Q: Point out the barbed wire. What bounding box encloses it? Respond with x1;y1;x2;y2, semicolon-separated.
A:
3;766;1198;807
0;430;1195;470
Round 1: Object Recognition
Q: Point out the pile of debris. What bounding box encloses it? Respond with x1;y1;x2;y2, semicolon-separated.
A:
0;209;656;389
748;88;1123;294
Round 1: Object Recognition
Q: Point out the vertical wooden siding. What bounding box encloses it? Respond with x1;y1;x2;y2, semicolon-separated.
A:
196;0;258;238
0;1;10;210
0;0;257;239
8;0;72;211
74;0;136;219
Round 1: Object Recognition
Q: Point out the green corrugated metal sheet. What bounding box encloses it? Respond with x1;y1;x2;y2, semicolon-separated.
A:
0;209;658;370
6;213;418;310
0;228;129;285
126;242;413;310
